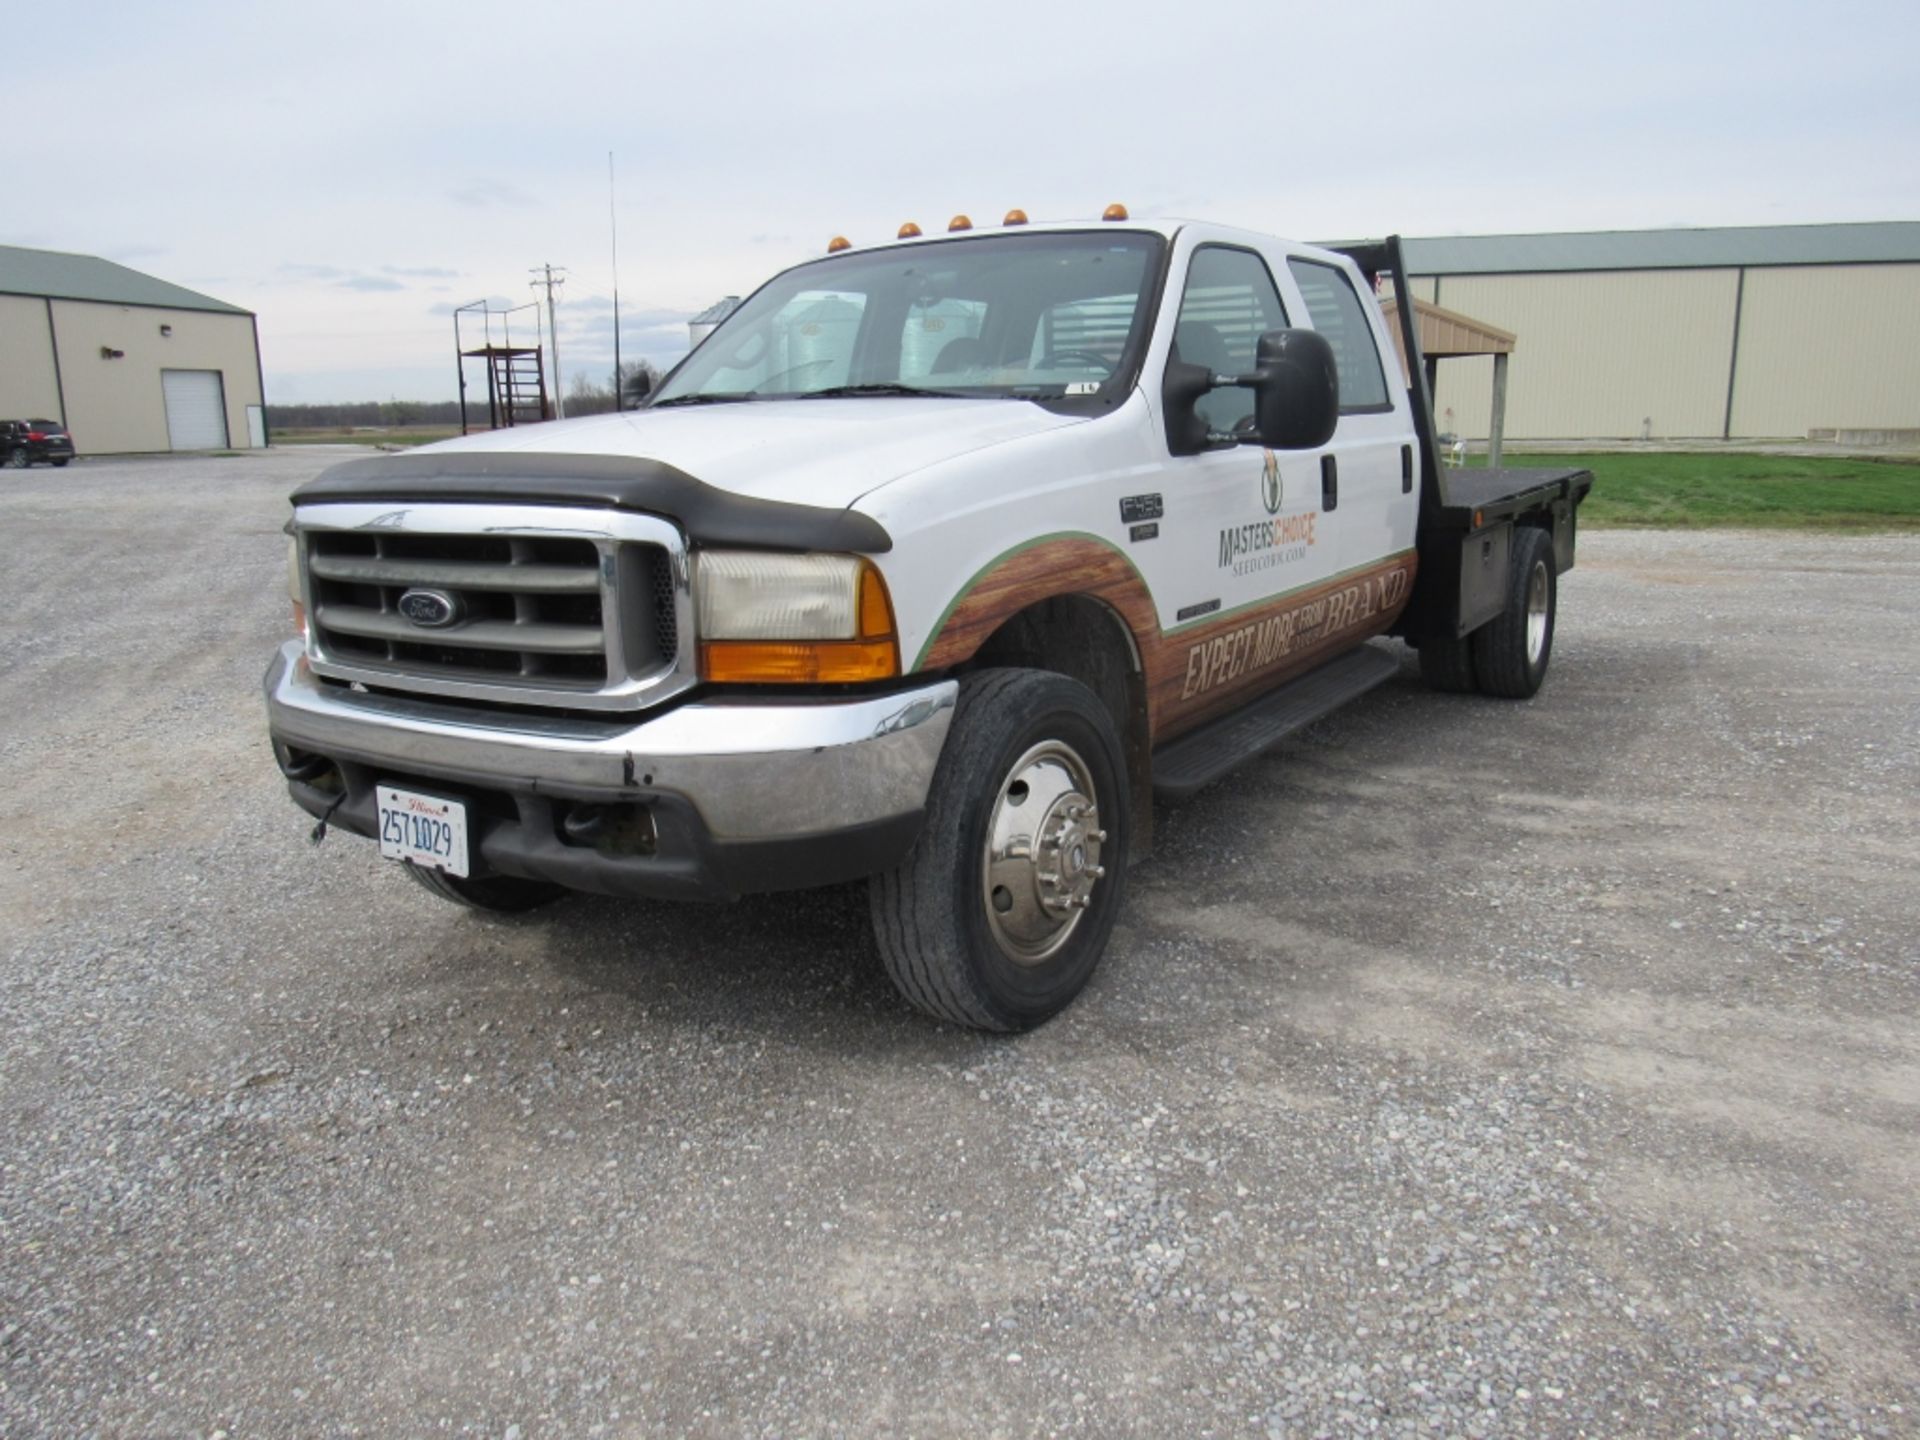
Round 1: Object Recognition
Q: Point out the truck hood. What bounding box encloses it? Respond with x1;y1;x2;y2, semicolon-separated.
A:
423;398;1087;509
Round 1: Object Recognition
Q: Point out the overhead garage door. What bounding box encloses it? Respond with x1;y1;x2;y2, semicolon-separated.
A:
161;369;229;450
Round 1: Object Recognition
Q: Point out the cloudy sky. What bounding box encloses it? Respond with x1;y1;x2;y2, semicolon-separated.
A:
9;0;1916;404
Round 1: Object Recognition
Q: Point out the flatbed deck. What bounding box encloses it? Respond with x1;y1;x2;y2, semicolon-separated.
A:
1431;466;1594;529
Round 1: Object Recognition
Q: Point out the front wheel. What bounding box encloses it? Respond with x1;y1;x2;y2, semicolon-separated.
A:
870;669;1131;1031
3;448;27;469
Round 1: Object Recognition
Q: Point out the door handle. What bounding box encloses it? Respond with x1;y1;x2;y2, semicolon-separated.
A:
1321;455;1338;512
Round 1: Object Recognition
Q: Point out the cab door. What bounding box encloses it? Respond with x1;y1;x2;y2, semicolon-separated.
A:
1279;254;1418;583
1139;242;1348;732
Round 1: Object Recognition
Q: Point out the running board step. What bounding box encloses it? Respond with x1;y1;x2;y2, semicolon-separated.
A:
1151;643;1401;801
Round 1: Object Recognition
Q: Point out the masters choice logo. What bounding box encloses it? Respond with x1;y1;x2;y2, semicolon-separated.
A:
1221;452;1316;573
1261;449;1283;515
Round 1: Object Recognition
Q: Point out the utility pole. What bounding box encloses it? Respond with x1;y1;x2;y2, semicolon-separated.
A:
530;263;567;418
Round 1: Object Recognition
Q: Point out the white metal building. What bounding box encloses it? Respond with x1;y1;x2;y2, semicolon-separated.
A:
0;245;265;455
1399;222;1920;442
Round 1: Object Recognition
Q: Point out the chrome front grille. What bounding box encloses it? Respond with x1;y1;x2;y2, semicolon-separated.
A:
294;501;692;712
310;531;612;683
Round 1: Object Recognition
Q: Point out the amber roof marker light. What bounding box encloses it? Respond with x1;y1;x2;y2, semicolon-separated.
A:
826;235;851;253
1003;208;1029;226
1102;203;1130;222
948;215;972;232
898;221;923;239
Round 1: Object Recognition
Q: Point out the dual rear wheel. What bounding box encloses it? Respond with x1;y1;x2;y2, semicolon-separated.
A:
1418;525;1558;699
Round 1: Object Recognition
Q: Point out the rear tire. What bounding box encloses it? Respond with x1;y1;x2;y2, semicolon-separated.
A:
870;668;1130;1032
50;458;69;468
406;862;566;914
1472;526;1557;698
1417;634;1480;693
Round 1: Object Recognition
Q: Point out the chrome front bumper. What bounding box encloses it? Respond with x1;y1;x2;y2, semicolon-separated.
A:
264;641;956;843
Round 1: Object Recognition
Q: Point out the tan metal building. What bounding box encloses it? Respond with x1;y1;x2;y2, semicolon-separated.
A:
0;245;265;456
1398;222;1920;442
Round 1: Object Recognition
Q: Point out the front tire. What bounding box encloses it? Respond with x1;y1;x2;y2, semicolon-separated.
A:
406;862;566;914
1472;526;1557;698
870;669;1131;1031
4;448;27;469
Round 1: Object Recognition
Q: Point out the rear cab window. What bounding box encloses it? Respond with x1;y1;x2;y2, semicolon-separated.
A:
1285;258;1392;414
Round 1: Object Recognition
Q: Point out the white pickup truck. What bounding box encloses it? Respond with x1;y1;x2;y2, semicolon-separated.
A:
266;214;1591;1030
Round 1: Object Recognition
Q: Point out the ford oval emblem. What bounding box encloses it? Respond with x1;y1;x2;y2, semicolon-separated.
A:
397;588;462;628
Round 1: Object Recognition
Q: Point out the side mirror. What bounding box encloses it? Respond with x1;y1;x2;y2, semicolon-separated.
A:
1249;328;1339;450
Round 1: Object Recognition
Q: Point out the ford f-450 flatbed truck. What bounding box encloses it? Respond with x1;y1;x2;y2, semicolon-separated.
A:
266;219;1591;1030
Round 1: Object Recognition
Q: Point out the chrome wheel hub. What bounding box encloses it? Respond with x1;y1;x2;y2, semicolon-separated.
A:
983;741;1106;966
1525;561;1550;666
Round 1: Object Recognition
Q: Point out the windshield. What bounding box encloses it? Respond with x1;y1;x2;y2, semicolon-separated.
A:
653;231;1164;405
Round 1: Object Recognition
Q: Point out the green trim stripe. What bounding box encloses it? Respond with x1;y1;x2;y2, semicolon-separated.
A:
910;534;1415;672
909;531;1146;671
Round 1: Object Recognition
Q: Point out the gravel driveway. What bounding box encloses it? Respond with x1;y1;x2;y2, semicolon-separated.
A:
2;451;1916;1438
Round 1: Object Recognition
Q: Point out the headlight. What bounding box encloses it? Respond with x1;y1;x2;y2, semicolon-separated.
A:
695;551;898;683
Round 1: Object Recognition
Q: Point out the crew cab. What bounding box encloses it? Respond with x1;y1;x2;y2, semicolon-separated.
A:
265;213;1591;1031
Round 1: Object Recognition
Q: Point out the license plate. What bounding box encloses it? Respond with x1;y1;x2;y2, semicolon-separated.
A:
376;785;469;877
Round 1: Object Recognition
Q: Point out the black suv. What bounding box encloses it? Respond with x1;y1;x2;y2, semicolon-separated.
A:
2;420;75;468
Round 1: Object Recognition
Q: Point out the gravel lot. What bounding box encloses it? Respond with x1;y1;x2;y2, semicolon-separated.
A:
2;450;1916;1439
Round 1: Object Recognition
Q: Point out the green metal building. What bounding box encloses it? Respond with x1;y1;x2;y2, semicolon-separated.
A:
0;245;265;456
1401;221;1920;442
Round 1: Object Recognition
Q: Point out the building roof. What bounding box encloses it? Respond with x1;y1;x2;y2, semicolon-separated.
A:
1381;297;1515;357
688;296;741;325
0;244;250;315
1401;221;1920;276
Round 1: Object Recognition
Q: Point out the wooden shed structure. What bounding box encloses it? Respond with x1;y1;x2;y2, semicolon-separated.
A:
1380;295;1517;465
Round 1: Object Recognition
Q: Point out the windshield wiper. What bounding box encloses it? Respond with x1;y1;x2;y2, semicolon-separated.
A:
650;392;755;408
793;383;979;400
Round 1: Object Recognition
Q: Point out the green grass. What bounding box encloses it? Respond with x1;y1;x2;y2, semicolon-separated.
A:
273;426;461;449
1496;452;1920;531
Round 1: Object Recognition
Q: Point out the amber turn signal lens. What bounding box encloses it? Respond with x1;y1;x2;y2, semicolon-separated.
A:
292;600;307;639
826;235;851;253
898;221;922;239
856;560;895;640
1003;208;1028;225
1102;202;1129;221
701;639;898;684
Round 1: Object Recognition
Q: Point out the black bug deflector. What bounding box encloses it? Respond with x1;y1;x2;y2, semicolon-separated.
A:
293;451;894;554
